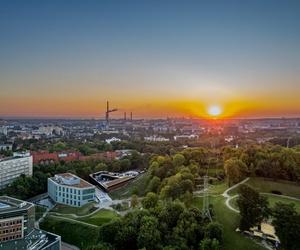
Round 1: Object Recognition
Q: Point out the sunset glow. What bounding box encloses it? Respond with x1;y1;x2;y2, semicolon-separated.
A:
208;106;222;117
0;1;299;119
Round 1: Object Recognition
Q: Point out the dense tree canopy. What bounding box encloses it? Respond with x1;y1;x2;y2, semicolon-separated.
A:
272;202;300;250
237;185;269;230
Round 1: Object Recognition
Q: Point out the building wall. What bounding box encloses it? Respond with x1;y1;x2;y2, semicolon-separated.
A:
0;156;33;190
0;216;23;242
48;179;95;207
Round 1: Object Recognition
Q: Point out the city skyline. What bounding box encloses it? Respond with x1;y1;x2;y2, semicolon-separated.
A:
1;1;300;119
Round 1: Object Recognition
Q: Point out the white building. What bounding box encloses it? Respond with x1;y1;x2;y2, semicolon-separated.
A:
105;137;121;144
48;173;96;207
0;152;33;190
144;136;170;142
174;134;199;141
0;126;8;136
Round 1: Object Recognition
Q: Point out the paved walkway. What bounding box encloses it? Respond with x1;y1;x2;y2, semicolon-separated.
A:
222;178;250;213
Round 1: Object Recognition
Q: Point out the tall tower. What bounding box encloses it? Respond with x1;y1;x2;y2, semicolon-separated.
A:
202;174;212;221
130;112;133;121
105;101;117;124
124;112;127;120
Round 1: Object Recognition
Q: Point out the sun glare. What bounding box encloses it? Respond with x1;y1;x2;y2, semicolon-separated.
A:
208;105;222;117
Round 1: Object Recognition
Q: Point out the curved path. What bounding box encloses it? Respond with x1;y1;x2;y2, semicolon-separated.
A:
260;192;300;201
222;177;300;214
222;177;250;213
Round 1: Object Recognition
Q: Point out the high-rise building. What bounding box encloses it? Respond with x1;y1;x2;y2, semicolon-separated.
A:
48;173;96;207
0;196;61;249
0;126;8;136
0;152;33;190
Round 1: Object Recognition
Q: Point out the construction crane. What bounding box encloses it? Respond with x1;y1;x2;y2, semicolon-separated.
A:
105;101;118;123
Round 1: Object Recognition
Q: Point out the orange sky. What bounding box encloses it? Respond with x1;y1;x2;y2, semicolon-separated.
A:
0;92;299;119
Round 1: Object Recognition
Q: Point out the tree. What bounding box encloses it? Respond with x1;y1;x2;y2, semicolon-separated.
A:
137;216;161;250
142;192;158;209
224;158;248;186
172;154;185;167
94;162;107;172
146;176;161;193
272;202;300;250
131;195;139;208
237;184;269;230
204;222;223;243
199;238;220;250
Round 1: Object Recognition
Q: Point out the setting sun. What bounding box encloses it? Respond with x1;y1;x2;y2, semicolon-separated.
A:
208;105;222;117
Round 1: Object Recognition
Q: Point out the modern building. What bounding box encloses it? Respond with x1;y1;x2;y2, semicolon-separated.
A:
0;196;61;250
0;152;33;190
48;173;96;207
90;171;138;192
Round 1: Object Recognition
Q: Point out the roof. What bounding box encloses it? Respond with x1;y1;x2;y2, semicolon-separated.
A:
0;196;33;215
50;173;94;189
103;176;135;188
1;228;60;250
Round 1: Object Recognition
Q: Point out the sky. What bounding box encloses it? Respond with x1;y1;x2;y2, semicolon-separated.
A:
0;0;300;119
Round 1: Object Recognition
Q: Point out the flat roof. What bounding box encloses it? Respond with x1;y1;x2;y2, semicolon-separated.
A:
0;228;60;250
51;173;94;189
0;196;33;214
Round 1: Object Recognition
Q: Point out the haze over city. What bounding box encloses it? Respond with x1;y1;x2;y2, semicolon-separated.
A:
1;0;300;119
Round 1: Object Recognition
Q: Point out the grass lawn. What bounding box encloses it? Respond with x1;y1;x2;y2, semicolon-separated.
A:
262;194;300;212
192;196;265;250
35;205;47;221
246;177;300;199
51;202;97;216
209;181;228;195
109;173;150;199
228;193;300;213
78;209;119;226
40;215;100;249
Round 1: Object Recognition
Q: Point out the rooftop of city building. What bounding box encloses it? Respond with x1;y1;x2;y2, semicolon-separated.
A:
50;172;94;189
0;196;33;215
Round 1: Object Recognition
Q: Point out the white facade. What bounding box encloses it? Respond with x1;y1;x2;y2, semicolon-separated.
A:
0;153;33;190
144;136;170;142
0;126;8;136
48;173;95;207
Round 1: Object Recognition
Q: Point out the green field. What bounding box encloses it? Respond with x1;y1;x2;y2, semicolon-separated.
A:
227;177;300;198
51;202;97;216
229;193;300;213
209;181;228;195
245;177;300;198
40;215;100;249
78;209;119;226
109;173;150;199
263;194;300;212
192;196;265;250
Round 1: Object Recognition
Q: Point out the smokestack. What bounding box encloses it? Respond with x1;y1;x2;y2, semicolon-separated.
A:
130;112;133;121
124;112;126;120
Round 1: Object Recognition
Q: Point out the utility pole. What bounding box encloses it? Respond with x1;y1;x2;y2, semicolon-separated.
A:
202;173;212;221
